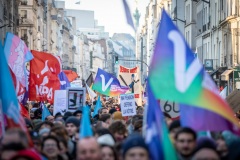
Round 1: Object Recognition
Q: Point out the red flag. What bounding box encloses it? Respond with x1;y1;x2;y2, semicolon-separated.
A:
20;103;29;119
9;67;27;103
29;50;61;103
63;70;78;82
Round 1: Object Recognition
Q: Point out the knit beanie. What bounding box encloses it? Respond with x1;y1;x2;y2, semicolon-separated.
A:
113;111;123;120
97;134;115;147
65;116;80;128
10;149;42;160
39;128;50;136
109;108;117;115
24;118;33;129
122;134;148;157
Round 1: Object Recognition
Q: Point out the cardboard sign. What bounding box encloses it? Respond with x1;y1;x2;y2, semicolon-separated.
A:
53;90;67;115
120;93;136;116
67;88;86;112
160;100;180;120
118;66;142;106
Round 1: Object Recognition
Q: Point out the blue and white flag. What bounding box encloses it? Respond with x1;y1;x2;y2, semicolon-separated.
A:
145;83;177;160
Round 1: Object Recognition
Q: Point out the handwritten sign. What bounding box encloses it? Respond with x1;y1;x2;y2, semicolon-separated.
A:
120;93;136;116
54;90;67;115
160;100;180;120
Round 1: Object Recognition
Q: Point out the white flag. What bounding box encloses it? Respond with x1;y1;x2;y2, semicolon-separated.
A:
86;84;97;101
220;86;227;99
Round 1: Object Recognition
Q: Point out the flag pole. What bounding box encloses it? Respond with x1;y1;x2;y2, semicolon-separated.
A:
0;100;5;137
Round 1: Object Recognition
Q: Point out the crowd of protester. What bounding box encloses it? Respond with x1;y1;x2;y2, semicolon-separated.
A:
0;97;240;160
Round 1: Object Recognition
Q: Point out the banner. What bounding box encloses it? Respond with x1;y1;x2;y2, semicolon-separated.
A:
92;68;129;97
118;66;142;106
53;90;67;115
29;50;61;103
120;93;136;116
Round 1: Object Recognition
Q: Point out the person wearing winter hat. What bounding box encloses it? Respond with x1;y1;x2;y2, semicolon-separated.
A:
63;111;73;121
65;116;80;138
39;128;50;138
97;134;115;147
112;111;124;121
24;118;33;132
1;142;26;160
192;137;219;160
109;108;117;115
122;133;149;160
9;149;42;160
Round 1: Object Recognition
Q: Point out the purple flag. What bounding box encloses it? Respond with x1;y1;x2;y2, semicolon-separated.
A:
122;0;135;31
92;68;129;97
58;71;71;90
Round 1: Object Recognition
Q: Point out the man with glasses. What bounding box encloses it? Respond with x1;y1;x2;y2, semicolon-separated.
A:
175;127;197;160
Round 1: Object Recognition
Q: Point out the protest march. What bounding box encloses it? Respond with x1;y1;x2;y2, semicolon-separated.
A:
1;6;240;160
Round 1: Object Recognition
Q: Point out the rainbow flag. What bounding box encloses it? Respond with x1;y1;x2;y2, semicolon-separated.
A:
92;68;129;97
149;10;240;134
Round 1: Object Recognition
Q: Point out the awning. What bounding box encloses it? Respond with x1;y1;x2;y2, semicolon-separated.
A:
221;69;233;81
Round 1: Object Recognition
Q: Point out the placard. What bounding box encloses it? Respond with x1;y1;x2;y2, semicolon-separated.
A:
67;87;86;112
120;93;136;116
160;100;180;120
53;90;67;115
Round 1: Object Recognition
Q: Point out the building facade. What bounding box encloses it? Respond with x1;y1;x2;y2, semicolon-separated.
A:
0;0;20;44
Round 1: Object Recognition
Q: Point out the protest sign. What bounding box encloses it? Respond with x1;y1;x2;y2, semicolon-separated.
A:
53;90;67;115
118;66;142;106
160;100;180;120
120;93;136;116
67;88;86;112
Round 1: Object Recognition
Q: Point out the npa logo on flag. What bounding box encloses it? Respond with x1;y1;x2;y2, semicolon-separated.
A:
92;68;129;97
29;50;61;103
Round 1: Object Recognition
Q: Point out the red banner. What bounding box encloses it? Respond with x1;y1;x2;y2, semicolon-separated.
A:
29;50;61;103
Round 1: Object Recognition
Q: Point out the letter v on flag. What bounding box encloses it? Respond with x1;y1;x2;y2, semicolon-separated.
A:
92;68;129;97
149;9;240;134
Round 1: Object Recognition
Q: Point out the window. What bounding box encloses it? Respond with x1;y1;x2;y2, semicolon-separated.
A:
20;10;27;18
21;29;27;38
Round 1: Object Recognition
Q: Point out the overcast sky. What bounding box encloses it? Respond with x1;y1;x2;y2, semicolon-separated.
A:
65;0;150;37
